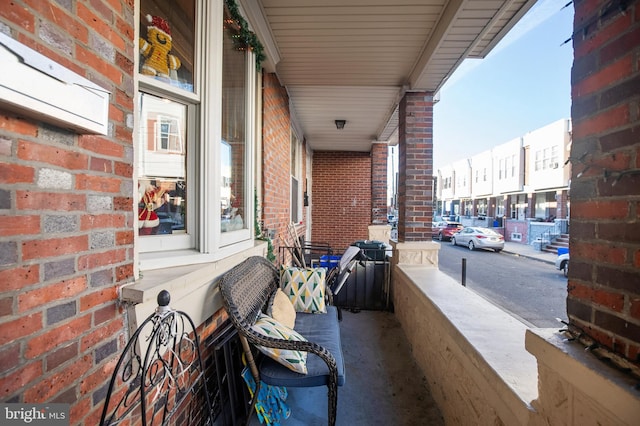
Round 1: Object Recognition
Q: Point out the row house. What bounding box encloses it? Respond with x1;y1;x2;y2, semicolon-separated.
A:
436;119;571;243
1;1;638;425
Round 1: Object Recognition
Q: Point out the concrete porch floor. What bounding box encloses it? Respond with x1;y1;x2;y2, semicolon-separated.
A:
249;309;444;425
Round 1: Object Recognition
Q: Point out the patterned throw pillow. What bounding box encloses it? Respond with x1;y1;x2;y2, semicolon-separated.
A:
251;313;308;374
280;267;327;313
267;289;296;329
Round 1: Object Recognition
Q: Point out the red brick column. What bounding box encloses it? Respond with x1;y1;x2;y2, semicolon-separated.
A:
568;0;640;363
503;196;511;219
556;190;568;219
397;91;434;242
371;142;388;224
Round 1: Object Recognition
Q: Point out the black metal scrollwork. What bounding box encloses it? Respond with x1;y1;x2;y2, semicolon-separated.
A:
100;290;214;426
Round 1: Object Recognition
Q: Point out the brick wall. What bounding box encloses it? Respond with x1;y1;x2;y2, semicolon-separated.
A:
0;1;135;423
261;73;293;256
397;91;434;242
371;143;388;224
312;152;372;251
568;0;640;364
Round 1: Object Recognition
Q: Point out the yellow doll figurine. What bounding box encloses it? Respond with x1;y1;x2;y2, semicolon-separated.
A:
139;14;181;78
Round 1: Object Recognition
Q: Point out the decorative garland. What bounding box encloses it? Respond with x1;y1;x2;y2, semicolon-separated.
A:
225;0;266;70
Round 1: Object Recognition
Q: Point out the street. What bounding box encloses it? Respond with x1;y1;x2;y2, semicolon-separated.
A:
437;241;568;328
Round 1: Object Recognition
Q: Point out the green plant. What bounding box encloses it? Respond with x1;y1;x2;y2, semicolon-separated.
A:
254;189;275;262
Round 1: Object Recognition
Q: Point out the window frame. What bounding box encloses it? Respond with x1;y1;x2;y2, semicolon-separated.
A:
135;0;257;271
290;129;302;224
137;73;200;255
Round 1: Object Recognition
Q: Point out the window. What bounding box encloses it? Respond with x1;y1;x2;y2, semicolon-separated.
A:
221;6;250;234
136;0;256;264
138;94;188;239
535;146;560;172
137;0;196;251
477;199;487;216
291;130;302;223
157;115;183;153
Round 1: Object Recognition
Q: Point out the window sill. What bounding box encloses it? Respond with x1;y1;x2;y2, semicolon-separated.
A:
122;241;267;330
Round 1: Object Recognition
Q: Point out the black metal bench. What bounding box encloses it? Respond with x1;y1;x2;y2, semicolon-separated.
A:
218;256;345;426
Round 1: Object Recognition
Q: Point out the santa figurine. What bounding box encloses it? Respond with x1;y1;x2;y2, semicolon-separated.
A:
138;184;164;234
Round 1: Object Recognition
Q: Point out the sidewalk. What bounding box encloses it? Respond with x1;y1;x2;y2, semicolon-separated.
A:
503;241;558;264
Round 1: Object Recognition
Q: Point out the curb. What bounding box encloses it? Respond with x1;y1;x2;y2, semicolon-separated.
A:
503;249;555;265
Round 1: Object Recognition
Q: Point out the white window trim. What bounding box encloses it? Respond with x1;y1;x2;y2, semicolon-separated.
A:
219;48;256;248
137;93;198;255
290;129;302;224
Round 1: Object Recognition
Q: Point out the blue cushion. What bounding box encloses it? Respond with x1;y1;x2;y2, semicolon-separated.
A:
259;305;345;387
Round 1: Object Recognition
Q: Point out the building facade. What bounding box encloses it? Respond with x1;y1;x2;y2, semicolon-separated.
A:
436;119;572;243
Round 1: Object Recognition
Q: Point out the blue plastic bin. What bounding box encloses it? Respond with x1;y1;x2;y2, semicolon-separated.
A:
320;255;340;269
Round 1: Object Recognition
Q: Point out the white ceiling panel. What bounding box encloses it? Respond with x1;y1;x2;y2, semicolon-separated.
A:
241;0;536;151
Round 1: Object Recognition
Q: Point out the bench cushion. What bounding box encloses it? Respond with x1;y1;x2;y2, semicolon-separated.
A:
259;305;345;387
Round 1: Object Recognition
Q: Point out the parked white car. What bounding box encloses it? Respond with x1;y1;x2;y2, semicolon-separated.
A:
555;253;569;277
451;227;504;252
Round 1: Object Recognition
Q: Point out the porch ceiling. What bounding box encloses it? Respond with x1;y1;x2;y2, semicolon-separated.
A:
242;0;536;152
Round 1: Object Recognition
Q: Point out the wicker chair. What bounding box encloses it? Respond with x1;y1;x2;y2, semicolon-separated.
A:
218;256;345;426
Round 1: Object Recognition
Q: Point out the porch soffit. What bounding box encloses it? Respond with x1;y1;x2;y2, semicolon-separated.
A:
241;0;536;152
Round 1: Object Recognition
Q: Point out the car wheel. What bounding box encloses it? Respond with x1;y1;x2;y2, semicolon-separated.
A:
468;241;475;251
451;237;457;246
562;261;568;277
495;248;502;253
439;232;444;241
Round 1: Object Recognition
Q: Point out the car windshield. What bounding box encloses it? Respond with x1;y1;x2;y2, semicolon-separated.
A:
447;223;462;228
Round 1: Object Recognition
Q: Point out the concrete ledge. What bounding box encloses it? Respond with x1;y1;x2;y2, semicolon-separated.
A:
368;224;391;243
393;264;538;425
526;328;640;425
390;240;440;267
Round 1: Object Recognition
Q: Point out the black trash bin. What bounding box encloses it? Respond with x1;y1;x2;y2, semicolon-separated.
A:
333;240;390;311
350;240;387;260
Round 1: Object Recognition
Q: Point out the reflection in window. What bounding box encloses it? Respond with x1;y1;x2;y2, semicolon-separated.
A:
157;116;183;152
221;4;248;233
138;93;187;236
